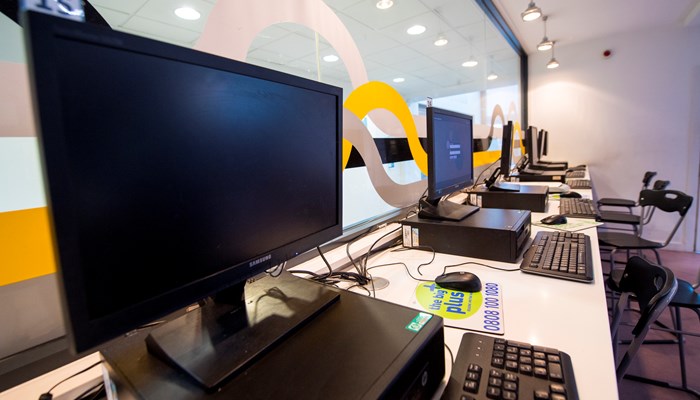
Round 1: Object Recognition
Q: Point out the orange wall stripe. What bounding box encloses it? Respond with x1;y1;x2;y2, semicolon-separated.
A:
0;207;56;286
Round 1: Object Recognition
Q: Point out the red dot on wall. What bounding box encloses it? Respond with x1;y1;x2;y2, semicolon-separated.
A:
603;49;612;58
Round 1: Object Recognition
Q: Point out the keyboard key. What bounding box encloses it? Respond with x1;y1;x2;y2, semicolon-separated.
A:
549;363;564;382
444;333;578;400
520;231;594;283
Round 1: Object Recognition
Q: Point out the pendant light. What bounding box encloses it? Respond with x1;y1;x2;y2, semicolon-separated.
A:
521;1;542;22
537;16;553;51
462;37;478;67
547;42;559;69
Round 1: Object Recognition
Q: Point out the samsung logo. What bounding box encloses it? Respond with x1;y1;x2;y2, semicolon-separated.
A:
249;254;272;268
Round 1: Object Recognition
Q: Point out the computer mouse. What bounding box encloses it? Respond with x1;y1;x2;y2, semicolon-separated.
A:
540;214;567;225
435;271;482;292
560;191;582;198
567;164;587;172
548;183;570;194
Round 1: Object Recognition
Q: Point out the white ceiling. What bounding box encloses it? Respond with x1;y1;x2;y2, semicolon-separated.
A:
492;0;700;55
86;0;520;103
72;0;700;103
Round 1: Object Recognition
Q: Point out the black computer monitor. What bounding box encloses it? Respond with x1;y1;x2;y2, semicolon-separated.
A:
542;130;549;156
488;121;521;191
419;107;479;221
500;121;515;179
24;12;343;389
526;126;539;164
537;129;545;160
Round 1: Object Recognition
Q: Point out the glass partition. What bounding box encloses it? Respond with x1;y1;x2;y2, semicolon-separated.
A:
0;0;523;370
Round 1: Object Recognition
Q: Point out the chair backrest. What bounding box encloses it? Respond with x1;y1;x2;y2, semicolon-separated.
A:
611;256;678;382
641;171;657;189
652;180;670;190
637;189;694;244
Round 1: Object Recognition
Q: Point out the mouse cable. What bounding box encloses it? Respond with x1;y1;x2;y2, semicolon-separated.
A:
444;343;455;367
393;246;436;276
293;246;370;286
394;245;437;276
73;380;105;400
389;245;436;277
361;226;402;276
38;360;103;400
366;261;434;283
443;261;520;273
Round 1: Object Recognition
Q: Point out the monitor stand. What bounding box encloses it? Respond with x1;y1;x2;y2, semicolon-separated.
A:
418;198;479;222
144;273;339;391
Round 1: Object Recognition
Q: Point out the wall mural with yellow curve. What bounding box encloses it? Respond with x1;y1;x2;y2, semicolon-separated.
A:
0;0;522;286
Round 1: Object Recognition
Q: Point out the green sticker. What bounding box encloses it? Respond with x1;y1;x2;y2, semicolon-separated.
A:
415;282;482;320
406;312;433;333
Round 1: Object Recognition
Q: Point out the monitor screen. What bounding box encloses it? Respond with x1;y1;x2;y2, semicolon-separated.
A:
420;107;479;221
426;107;474;199
542;130;550;156
24;11;343;382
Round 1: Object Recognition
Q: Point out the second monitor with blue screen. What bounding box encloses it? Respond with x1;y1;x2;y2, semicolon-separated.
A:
419;106;479;221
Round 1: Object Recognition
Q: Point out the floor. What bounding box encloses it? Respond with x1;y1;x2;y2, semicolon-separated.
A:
607;249;700;400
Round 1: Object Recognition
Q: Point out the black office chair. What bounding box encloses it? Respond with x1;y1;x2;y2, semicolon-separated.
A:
662;268;700;396
597;170;657;211
598;189;694;273
607;259;699;397
608;256;678;383
596;180;671;234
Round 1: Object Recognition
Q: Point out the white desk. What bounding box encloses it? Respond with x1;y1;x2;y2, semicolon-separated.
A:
2;181;617;400
293;180;618;399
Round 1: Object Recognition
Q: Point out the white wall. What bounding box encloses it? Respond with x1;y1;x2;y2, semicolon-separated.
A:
528;25;700;251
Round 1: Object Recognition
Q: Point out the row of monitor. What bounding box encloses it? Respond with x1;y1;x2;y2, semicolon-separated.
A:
23;11;481;390
500;122;554;180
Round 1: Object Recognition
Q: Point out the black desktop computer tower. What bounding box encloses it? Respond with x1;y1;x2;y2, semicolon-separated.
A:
513;171;566;183
472;185;549;212
100;273;446;399
401;208;531;263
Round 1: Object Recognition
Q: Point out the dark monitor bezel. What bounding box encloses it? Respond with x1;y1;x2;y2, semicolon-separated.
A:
426;106;475;201
499;121;514;178
24;11;344;353
526;126;539;165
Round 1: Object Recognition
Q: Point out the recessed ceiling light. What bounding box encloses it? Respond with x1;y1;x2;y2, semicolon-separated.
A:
393;77;405;83
462;59;478;68
487;72;498;80
406;25;426;35
434;36;448;46
323;55;339;62
175;7;200;21
376;0;394;10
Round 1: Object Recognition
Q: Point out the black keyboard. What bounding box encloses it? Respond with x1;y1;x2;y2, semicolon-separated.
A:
559;198;597;219
565;170;584;179
567;179;591;189
520;231;594;283
444;332;580;400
